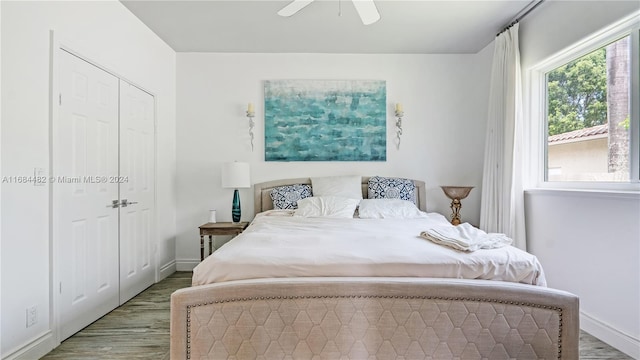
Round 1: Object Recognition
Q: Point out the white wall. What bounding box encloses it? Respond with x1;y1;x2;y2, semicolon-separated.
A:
0;1;176;358
525;191;640;356
0;0;3;354
175;49;494;269
520;1;640;357
519;1;639;70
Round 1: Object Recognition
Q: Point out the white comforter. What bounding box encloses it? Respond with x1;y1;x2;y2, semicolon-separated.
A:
192;211;547;286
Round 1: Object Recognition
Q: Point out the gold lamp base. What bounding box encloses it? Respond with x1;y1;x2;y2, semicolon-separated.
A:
440;186;474;225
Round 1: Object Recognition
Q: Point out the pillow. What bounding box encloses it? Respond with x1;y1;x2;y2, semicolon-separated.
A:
367;176;417;205
294;196;360;218
270;184;312;209
311;175;363;200
358;199;426;219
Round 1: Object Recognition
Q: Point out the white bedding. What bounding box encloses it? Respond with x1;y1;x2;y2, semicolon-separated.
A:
192;210;547;287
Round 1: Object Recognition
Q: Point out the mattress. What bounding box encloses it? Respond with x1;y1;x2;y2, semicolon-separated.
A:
192;210;546;287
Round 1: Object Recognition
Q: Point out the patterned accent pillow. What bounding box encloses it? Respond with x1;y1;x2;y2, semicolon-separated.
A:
270;184;313;210
367;176;417;205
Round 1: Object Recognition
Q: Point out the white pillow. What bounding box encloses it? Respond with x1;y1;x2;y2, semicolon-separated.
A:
294;196;360;218
311;175;363;200
358;199;426;219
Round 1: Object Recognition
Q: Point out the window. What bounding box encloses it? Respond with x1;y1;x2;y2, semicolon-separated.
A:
533;15;639;188
546;36;632;182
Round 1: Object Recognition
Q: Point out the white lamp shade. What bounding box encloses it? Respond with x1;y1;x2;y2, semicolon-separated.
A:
221;162;251;189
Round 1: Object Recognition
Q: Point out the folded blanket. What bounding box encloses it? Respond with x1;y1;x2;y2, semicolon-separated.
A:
420;223;513;252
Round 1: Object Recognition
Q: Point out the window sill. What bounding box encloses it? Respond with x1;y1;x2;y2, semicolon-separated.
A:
525;187;640;200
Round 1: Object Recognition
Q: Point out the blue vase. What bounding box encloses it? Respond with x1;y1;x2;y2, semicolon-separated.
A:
232;189;241;223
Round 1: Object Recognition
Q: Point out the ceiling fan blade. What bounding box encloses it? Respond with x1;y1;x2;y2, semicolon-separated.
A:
277;0;315;17
352;0;380;25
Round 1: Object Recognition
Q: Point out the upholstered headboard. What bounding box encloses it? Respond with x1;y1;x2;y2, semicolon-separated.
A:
253;176;427;213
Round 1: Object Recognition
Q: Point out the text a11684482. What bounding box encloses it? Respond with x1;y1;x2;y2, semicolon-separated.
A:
1;175;128;185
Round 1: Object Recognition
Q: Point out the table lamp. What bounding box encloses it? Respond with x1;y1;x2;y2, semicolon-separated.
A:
440;186;474;225
221;162;251;223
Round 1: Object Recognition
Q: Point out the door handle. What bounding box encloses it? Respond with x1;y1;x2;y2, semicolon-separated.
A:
107;199;139;208
120;199;138;207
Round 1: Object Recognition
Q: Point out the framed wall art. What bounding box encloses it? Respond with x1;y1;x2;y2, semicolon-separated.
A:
264;80;386;161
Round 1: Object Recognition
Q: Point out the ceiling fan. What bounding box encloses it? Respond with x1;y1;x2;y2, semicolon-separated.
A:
277;0;381;25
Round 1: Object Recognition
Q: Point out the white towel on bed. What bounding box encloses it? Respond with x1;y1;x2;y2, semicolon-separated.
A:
420;223;513;252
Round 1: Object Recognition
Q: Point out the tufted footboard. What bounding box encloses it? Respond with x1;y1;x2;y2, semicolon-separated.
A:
170;277;579;359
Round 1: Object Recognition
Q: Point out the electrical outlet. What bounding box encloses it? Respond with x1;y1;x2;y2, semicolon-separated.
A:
26;306;37;328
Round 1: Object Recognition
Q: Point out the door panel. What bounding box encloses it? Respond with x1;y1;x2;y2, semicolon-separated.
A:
56;50;120;340
70;219;87;305
119;81;155;304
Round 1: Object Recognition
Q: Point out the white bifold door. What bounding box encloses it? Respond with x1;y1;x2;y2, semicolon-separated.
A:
118;81;155;304
55;50;155;341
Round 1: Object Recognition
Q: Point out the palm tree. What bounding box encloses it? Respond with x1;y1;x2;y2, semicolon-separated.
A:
606;37;630;175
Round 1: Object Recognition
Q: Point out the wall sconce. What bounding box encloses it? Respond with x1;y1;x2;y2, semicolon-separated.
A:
246;103;255;151
440;186;474;225
394;103;404;150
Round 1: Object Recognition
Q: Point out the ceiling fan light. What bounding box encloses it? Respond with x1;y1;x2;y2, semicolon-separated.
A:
352;0;380;25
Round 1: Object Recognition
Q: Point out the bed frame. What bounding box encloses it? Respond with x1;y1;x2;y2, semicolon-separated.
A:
171;177;579;359
253;176;428;213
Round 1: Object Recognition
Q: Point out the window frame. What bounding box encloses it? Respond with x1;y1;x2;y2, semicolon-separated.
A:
528;13;640;191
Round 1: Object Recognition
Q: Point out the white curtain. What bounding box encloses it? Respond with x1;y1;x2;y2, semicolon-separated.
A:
480;23;527;250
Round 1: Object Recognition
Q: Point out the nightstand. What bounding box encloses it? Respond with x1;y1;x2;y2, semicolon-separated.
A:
198;222;249;260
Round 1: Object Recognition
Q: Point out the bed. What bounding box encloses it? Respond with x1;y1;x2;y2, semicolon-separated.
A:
171;176;579;359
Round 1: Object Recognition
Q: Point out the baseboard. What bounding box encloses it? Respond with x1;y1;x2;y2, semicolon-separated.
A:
3;330;57;360
176;259;199;272
158;260;176;281
581;311;640;359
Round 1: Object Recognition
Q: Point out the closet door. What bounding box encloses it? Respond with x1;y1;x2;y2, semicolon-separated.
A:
56;50;120;340
118;81;155;304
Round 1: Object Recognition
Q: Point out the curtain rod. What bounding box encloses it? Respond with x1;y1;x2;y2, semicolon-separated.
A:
497;0;546;36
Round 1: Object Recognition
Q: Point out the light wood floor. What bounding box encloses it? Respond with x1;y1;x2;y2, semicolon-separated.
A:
42;272;632;360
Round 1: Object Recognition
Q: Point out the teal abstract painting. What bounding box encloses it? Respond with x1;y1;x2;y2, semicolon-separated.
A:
264;80;387;161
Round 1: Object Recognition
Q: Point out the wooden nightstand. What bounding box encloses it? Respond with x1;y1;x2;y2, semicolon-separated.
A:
198;222;249;260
